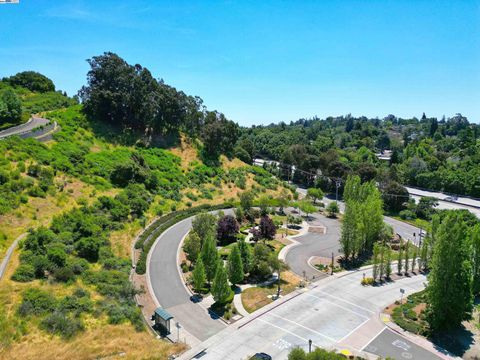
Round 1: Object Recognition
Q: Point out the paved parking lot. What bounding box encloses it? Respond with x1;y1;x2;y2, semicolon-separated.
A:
183;270;441;360
364;328;443;360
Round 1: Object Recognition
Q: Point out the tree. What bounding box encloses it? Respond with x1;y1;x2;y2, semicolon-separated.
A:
237;239;253;274
259;215;276;240
326;201;339;218
201;235;219;283
415;197;438;220
298;200;316;219
192;256;206;293
227;244;244;285
3;71;55;92
385;245;392;279
0;89;22;125
183;232;201;264
192;212;217;244
372;243;380;281
381;181;409;212
201;111;239;162
277;189;291;214
340;202;360;260
240;191;254;211
397;241;404;275
427;212;473;330
211;262;232;304
217;215;239;245
411;245;418;273
404;240;410;274
471;225;480;295
307;188;324;204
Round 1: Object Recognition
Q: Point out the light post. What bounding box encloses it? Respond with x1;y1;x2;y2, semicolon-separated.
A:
308;339;312;353
335;179;341;202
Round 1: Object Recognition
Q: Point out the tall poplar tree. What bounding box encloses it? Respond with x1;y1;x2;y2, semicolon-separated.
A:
237;239;253;274
212;261;232;304
192;256;206;293
227;244;244;285
397;242;403;275
470;224;480;295
404;240;410;275
427;212;473;330
201;235;219;283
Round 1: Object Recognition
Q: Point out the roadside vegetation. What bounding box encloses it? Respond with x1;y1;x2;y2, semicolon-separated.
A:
0;56;290;358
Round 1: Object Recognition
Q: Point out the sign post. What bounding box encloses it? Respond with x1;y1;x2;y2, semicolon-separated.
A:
176;322;181;343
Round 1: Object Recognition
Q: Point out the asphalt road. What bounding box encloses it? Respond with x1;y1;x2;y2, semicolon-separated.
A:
148;211;233;342
0;116;49;138
180;268;440;360
284;195;419;280
364;328;443;360
284;212;341;280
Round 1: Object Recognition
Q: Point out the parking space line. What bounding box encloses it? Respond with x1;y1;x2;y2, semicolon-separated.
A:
337;317;370;344
315;290;375;314
257;318;320;345
304;293;370;320
266;312;337;342
360;327;387;351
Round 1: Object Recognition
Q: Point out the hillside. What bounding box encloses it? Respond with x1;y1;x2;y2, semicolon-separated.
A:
0;73;289;359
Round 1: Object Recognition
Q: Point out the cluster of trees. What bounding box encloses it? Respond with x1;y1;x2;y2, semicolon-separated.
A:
242;112;480;198
185;205;285;301
340;176;384;261
2;71;55;93
425;211;480;331
79;52;239;161
11;186;150;337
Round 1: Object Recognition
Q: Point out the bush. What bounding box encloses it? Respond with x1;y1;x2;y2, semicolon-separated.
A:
361;277;375;286
40;311;84;338
18;288;57;316
53;266;75;282
11;264;35;282
400;209;417;220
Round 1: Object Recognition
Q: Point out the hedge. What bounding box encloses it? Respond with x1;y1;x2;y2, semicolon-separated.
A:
135;202;236;274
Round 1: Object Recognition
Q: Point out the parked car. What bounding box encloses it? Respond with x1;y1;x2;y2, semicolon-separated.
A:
249;353;272;360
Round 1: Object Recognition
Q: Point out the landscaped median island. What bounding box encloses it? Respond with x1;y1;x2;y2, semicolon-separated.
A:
176;194;309;321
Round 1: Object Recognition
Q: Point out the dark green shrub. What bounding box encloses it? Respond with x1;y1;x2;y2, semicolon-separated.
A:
18;288;57;316
53;266;75;282
11;264;35;282
40;311;84;338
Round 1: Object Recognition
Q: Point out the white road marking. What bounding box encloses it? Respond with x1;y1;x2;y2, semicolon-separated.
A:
361;327;387;351
265;312;337;342
314;290;375;314
257;318;320;345
304;293;370;319
336;317;371;344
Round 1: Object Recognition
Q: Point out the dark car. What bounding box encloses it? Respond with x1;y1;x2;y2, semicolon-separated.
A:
249;353;272;360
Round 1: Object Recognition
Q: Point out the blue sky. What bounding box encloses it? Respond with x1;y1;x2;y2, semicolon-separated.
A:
0;0;478;125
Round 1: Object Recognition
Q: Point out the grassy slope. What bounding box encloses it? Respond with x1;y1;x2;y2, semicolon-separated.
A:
0;106;288;359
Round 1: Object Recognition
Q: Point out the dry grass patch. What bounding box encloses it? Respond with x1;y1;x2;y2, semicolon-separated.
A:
241;271;301;313
0;323;184;360
170;136;200;170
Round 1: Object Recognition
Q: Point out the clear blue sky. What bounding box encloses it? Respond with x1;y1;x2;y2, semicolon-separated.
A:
1;0;479;125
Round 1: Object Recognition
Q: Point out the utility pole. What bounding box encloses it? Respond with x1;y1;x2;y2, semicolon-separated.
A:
335;179;341;202
308;339;312;353
330;252;334;275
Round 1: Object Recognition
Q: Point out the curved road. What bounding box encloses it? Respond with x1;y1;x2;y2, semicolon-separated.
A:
147;210;233;342
0;116;49;139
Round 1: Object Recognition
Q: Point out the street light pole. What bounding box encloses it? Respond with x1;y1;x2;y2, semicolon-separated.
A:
335;179;341;202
